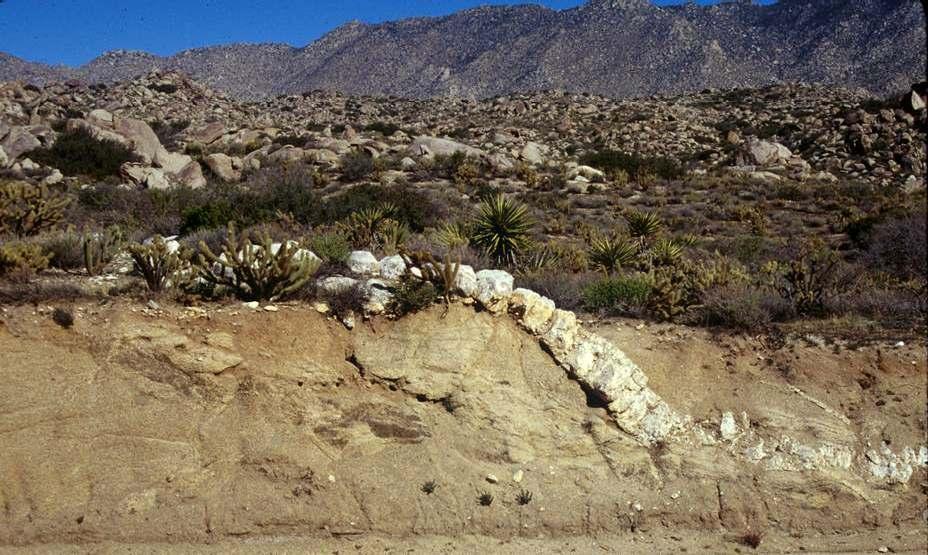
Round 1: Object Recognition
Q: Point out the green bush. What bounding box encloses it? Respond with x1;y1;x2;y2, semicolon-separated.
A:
389;278;438;316
31;126;139;179
699;284;791;330
364;122;402;136
0;241;50;280
38;227;84;270
340;151;375;182
307;232;350;264
320;183;441;232
579;150;683;180
582;275;652;313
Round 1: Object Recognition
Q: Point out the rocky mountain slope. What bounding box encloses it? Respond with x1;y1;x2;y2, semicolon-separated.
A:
1;0;924;100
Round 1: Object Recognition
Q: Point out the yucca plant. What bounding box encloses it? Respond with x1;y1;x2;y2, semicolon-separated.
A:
589;234;637;275
338;203;396;249
433;221;471;250
648;237;685;268
376;218;410;255
128;236;189;292
197;224;320;301
471;194;533;265
624;210;663;242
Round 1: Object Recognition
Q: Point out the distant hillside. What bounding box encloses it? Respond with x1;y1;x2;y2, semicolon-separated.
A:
1;0;924;99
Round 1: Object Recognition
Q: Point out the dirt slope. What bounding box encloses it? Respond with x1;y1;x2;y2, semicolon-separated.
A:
0;301;925;552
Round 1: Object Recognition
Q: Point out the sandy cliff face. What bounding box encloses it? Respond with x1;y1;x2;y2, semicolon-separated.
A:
0;301;924;549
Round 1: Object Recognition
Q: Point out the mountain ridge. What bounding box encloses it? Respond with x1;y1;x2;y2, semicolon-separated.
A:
0;0;923;100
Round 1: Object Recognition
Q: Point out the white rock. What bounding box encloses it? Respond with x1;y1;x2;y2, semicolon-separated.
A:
720;411;738;440
263;305;279;312
512;470;524;483
0;145;8;168
508;288;556;334
363;280;395;315
475;269;514;312
519;141;545;165
317;276;359;294
454;264;478;297
243;301;260;310
347;251;379;275
379;255;407;280
541;310;580;359
485;474;499;484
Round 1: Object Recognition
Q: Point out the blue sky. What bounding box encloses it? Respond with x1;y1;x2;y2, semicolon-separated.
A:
0;1;773;66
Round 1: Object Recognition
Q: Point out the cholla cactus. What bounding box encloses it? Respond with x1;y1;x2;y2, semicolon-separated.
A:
0;181;71;237
196;224;319;301
82;226;124;276
128;236;188;292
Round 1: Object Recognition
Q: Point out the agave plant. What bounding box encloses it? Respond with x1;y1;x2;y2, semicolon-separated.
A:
471;194;533;264
589;234;637;275
624;210;663;242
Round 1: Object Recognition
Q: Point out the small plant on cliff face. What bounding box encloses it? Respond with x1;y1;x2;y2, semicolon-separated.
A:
51;307;74;329
516;489;533;505
420;481;438;495
0;241;51;281
196;224;319;301
737;529;764;550
471;194;533;265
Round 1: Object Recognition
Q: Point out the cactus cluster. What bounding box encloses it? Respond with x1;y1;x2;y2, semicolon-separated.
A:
0;181;71;237
82;226;124;277
197;224;320;301
128;236;189;292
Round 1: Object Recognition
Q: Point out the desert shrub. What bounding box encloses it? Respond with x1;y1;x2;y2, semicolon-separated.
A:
320;282;367;318
307;231;350;264
273;134;307;148
149;119;190;150
38;227;84;270
0;281;85;304
390;278;438;316
0;181;71;237
471;194;534;264
180;203;235;235
128;236;189;292
583;274;652;314
579;149;683;180
364;122;401;136
699;284;791;330
31;126;139;179
764;242;850;317
196;225;320;301
0;241;51;280
320;183;441;232
862;214;926;281
340;151;375;182
518;271;596;311
73;182;202;235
